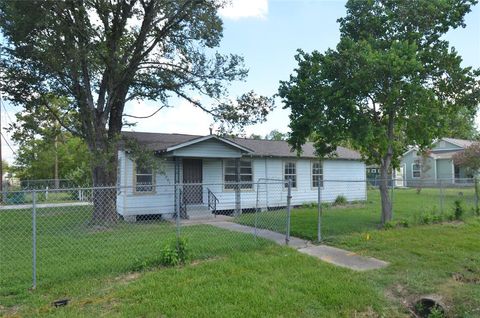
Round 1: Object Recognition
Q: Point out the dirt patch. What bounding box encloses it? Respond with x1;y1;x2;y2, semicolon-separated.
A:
87;225;114;234
190;257;223;267
452;269;480;284
0;305;21;318
113;272;141;284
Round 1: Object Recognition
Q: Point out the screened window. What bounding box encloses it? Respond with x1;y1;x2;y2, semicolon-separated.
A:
135;164;154;192
284;161;297;188
312;162;323;188
224;160;253;190
412;163;421;178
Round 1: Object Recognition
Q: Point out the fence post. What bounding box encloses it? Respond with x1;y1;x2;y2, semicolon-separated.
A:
439;179;444;214
390;177;394;220
175;184;181;240
285;179;292;245
475;176;479;215
317;176;322;243
32;190;37;289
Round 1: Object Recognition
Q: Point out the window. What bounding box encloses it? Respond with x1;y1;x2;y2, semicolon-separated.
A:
312;162;323;188
135;164;154;193
412;163;421;178
284;161;297;188
224;159;253;190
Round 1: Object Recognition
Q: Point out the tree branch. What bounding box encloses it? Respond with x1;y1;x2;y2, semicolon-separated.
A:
122;105;166;119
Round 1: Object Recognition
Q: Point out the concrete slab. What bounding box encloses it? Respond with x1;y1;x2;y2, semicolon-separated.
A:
189;219;388;271
298;245;389;271
204;221;309;249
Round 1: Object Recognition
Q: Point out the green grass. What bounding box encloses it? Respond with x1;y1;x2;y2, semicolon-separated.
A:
1;187;479;317
331;218;480;317
237;187;479;240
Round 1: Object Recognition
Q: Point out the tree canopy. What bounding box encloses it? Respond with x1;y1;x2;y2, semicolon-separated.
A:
0;0;274;221
278;0;480;224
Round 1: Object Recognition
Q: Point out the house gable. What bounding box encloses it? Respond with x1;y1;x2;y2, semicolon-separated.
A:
431;139;463;151
169;138;246;158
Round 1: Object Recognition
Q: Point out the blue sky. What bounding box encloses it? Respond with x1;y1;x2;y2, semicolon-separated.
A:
1;0;479;162
125;0;480;139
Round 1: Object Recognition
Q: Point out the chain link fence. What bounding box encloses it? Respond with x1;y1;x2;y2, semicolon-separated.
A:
0;180;292;293
1;177;478;293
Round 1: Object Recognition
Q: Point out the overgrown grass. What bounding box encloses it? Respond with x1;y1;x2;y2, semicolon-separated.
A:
237;187;478;240
331;218;480;317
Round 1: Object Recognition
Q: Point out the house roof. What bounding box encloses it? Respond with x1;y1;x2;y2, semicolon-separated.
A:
121;131;362;160
441;137;476;149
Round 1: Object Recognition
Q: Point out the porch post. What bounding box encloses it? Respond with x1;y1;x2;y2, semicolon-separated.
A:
235;158;241;216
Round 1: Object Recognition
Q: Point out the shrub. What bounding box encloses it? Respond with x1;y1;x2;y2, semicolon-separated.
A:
160;237;189;266
130;237;189;271
383;221;395;230
453;200;464;220
333;195;347;206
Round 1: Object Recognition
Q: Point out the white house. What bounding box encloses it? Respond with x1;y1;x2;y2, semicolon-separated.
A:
117;132;366;220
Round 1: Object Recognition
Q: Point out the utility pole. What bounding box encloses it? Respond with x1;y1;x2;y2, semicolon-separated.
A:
0;94;3;194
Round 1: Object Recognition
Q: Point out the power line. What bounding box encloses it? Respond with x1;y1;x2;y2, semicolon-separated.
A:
1;132;16;155
2;102;14;127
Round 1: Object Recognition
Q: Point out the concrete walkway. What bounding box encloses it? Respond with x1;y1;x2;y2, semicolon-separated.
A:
0;201;92;211
197;217;388;271
298;245;389;271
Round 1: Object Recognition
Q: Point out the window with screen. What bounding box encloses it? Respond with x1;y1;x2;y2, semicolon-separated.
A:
135;164;154;193
224;159;253;190
284;161;297;188
412;163;421;178
312;162;323;188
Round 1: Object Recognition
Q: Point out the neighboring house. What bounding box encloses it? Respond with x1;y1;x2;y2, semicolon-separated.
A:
366;165;405;187
117;132;366;221
401;137;477;187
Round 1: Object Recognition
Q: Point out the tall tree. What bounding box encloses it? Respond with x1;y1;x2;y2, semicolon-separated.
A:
279;0;480;225
0;0;273;222
265;129;287;141
7;96;91;185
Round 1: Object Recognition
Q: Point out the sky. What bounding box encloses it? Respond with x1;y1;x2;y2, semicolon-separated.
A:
1;0;479;163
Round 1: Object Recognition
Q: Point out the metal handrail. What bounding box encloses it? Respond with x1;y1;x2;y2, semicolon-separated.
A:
207;188;219;215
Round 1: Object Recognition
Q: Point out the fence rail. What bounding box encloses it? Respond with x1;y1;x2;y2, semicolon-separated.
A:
1;178;478;292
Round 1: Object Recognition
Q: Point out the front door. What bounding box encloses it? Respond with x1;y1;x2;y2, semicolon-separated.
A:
183;159;203;204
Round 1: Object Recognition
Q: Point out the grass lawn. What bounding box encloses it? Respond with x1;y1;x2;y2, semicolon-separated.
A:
237;187;479;240
1;187;479;317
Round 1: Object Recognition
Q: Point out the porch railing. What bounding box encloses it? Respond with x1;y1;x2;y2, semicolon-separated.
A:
207;187;219;215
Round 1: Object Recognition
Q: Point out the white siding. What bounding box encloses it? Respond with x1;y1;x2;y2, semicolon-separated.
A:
117;150;367;216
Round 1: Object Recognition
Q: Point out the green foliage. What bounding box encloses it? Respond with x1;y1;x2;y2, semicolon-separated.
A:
278;0;480;224
0;1;273;190
384;219;410;230
265;129;287;141
453;200;465;220
131;237;189;271
453;143;480;173
333;195;348;206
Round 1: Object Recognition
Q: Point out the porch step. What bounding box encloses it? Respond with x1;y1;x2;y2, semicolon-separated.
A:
186;205;213;220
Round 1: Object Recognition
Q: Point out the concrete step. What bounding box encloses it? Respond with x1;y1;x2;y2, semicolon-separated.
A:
185;205;213;219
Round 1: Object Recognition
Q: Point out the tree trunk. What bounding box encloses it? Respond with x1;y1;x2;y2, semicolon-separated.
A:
89;129;119;224
379;159;393;225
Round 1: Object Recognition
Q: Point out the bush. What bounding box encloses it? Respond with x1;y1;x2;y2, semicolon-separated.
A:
333;195;348;206
160;237;189;266
419;212;442;225
453;200;464;220
130;237;189;271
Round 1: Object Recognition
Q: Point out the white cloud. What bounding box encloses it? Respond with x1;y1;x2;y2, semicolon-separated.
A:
123;99;214;136
219;0;268;20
